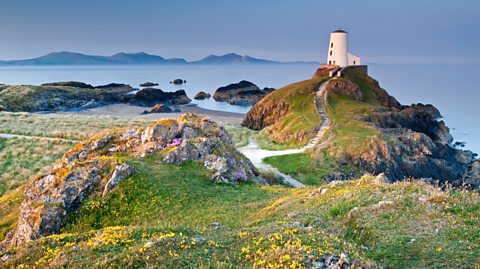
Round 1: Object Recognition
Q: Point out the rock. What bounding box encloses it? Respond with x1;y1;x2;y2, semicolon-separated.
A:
41;81;94;89
312;253;352;269
103;164;135;197
171;79;185;84
373;173;387;184
140;82;159;87
0;104;5;112
210;222;221;230
213;80;274;106
326;79;363;101
194;91;211;100
150;104;173;113
141;119;179;145
133;88;191;106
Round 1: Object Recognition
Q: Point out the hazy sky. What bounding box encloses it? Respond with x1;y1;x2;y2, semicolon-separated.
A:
0;0;479;63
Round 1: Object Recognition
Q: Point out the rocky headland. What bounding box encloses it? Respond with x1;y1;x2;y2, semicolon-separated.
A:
213;80;275;106
244;66;480;188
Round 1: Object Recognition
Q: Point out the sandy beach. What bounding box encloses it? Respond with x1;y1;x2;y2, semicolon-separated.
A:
55;103;245;125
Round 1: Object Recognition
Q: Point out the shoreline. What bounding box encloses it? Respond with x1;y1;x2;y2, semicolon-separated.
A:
52;103;246;125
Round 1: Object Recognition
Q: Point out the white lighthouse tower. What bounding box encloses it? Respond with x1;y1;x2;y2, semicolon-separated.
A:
327;28;360;67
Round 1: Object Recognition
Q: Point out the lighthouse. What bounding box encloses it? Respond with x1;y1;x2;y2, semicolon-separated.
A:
327;28;360;67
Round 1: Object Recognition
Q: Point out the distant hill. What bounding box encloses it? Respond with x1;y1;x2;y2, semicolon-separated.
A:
0;51;317;65
192;53;277;64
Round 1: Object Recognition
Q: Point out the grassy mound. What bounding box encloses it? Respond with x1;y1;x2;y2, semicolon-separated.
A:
243;79;324;149
2;168;479;268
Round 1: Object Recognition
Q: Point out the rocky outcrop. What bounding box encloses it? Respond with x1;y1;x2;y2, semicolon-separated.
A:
243;101;290;130
133;88;191;106
364;104;453;144
213;80;275;106
326;79;363;101
3;113;258;248
0;83;134;112
194;91;211;100
140;82;159;87
41;81;94;89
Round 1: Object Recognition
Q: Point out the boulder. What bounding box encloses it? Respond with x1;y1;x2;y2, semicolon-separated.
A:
150;104;172;113
133;88;191;106
140;82;159;87
213;81;275;106
171;79;185;84
103;163;135;196
194;91;211;100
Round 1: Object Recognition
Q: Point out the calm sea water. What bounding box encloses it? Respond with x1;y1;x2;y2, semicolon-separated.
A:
0;64;478;154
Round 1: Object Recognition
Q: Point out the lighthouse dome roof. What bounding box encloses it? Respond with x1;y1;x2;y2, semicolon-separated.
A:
332;29;347;33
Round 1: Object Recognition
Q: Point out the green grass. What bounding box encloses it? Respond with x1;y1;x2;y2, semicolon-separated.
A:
0;112;157;140
263;150;359;185
258;79;324;149
223;124;257;148
0;137;74;196
64;156;287;232
3;171;479;268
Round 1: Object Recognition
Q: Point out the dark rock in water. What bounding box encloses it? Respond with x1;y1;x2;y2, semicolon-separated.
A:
171;79;185;85
454;141;466;148
3;113;259;248
140;82;159;87
41;81;94;89
133;88;191;106
194;91;211;100
95;83;130;89
213;80;275;106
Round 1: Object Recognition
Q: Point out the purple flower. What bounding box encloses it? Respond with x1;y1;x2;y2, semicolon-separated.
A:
232;171;248;181
167;138;183;147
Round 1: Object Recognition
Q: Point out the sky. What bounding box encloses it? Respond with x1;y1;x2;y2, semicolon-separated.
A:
0;0;479;63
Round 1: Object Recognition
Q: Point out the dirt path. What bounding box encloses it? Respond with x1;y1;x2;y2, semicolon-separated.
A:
0;133;78;143
238;79;331;188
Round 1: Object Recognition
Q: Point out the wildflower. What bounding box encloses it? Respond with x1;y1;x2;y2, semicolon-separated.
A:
237;231;248;238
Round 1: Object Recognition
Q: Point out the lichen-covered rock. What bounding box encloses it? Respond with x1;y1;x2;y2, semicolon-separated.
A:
11;159;112;246
103;163;135;196
4;113;259;248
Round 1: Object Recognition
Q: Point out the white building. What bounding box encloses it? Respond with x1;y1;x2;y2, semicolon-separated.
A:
326;28;360;67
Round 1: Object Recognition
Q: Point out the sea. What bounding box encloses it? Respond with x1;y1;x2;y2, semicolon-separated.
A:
0;64;478;154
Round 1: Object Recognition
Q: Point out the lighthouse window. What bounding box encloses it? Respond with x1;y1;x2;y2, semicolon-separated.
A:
329;51;332;56
330;43;333;48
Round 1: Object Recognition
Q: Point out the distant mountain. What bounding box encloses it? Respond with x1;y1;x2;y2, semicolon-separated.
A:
0;52;187;65
0;51;317;65
192;53;277;64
